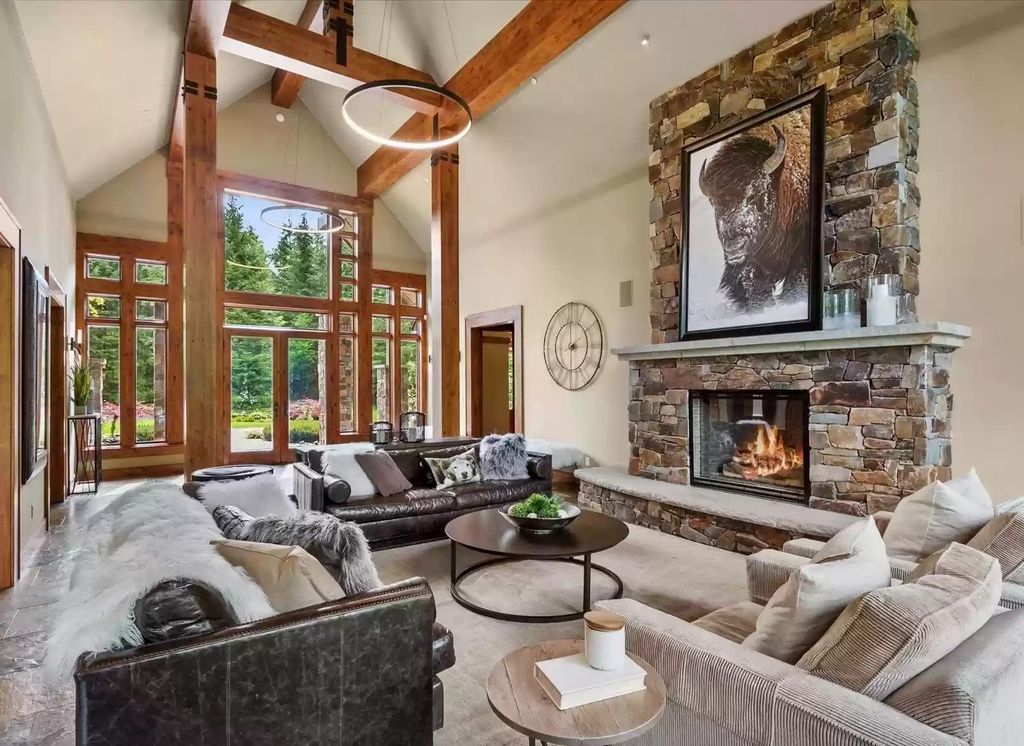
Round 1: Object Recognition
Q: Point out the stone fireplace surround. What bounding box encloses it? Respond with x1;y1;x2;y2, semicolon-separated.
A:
577;323;970;553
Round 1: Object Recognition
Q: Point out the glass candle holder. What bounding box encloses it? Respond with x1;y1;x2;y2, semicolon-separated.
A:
823;288;861;330
864;274;903;327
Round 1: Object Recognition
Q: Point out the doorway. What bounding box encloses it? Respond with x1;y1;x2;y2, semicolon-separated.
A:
465;306;523;437
0;197;20;589
46;271;67;515
225;329;328;463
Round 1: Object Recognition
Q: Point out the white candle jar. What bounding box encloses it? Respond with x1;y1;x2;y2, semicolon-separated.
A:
864;274;903;327
584;611;626;671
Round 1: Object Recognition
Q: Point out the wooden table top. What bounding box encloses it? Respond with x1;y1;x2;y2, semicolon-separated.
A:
486;639;666;746
446;509;629;559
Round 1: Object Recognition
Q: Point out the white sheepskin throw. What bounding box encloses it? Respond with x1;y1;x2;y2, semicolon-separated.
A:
323;442;376;497
525;438;585;470
45;481;275;680
198;472;297;518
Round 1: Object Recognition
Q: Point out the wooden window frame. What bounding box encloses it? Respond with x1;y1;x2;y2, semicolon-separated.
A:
76;234;183;460
370;269;428;425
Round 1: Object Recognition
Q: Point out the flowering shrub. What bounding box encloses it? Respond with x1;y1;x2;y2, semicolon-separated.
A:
288;398;321;421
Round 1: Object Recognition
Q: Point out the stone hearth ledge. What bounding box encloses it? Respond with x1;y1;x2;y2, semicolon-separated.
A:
575;466;857;539
611;322;971;361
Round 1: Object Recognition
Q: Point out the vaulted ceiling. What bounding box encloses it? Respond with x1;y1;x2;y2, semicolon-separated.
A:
13;0;1000;254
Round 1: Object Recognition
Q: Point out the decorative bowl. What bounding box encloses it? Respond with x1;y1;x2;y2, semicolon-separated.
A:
500;503;581;534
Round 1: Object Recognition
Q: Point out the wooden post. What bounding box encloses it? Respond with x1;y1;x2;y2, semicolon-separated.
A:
166;161;185;446
430;119;459;436
182;51;223;473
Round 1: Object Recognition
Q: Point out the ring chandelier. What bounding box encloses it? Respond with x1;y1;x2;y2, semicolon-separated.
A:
341;80;472;151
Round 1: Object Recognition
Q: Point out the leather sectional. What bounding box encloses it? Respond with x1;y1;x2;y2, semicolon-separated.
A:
293;439;554;549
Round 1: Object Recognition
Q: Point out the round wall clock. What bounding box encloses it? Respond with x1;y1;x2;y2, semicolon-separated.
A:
543;302;604;391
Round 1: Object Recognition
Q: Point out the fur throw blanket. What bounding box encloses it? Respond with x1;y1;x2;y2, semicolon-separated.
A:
480;433;530;479
213;505;381;595
45;482;275;680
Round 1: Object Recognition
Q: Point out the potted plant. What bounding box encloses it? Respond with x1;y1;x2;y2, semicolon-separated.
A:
501;493;581;534
70;363;92;415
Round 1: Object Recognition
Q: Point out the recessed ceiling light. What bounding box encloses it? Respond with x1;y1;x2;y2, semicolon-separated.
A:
275;113;286;123
530;76;538;86
640;34;651;47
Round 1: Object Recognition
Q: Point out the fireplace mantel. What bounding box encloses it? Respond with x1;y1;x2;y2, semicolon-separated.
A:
612;322;971;362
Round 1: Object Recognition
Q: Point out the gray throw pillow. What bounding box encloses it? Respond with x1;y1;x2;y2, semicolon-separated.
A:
354;450;413;497
480;433;529;480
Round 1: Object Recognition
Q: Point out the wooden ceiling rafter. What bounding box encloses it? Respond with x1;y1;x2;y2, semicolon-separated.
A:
356;0;628;198
220;3;441;115
167;0;231;170
269;0;327;108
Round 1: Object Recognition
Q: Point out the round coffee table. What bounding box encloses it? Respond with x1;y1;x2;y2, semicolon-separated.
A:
487;639;666;745
445;508;629;623
189;464;274;483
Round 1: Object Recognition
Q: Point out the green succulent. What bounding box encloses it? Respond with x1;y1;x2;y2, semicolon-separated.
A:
508;493;563;519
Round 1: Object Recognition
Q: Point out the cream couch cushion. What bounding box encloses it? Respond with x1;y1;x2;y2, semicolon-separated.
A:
213;538;344;613
742;517;890;663
883;470;994;562
693;601;763;644
967;511;1024;583
798;543;1001;700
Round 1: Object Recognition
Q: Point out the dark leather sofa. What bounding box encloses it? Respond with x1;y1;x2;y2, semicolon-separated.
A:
75;577;454;746
293;439;553;549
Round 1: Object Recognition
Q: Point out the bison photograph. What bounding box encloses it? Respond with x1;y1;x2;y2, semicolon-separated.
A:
680;89;823;339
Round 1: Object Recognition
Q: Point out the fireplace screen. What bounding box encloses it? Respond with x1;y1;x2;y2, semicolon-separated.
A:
689;390;809;502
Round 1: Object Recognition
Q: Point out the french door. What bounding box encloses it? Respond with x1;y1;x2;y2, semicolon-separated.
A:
224;329;328;464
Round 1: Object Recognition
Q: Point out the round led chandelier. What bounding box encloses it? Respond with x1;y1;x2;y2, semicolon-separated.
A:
260;206;349;234
341;80;472;151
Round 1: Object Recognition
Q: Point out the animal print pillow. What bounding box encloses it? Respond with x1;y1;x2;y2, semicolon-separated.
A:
424;448;481;488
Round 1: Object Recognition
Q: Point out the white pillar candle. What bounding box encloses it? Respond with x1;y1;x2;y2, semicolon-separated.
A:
866;292;897;326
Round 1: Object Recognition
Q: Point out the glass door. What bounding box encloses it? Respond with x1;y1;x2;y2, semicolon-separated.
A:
227;333;277;463
287;337;326;451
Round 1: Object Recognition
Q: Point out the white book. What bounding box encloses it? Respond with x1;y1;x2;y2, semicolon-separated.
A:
534;653;646;710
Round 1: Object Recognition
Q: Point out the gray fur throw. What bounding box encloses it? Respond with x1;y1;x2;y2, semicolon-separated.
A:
212;505;381;596
480;433;530;480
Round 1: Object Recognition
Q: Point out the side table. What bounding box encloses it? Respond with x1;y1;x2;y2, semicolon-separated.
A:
487;639;666;745
68;414;102;495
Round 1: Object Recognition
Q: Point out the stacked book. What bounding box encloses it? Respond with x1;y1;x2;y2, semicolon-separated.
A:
534;653;646;710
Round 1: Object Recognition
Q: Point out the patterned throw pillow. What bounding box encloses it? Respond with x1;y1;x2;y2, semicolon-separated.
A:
424;448;481;488
212;504;254;540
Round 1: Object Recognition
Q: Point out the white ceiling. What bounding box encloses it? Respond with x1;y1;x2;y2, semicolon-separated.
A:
14;0;1012;250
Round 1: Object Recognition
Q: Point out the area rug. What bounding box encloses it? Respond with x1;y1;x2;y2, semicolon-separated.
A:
372;522;749;746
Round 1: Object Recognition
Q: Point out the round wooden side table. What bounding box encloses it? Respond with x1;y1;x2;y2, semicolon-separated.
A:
486;639;666;746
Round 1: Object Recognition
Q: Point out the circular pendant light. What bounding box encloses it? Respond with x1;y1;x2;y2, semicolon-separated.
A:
260;206;349;234
341;80;472;151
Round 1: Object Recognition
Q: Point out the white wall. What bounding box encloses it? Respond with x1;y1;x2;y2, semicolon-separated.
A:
460;168;650;467
0;3;77;546
917;4;1024;502
77;84;425;274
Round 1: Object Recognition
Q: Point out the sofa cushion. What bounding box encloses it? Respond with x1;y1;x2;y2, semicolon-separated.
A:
387;448;432;486
198;473;296;518
326;490;457;523
967;510;1024;582
694;601;763;644
355;450;413;497
742;517;891;663
884;471;994;562
213;539;345;613
447;480;539;510
884;609;1024;742
797;543;1001;700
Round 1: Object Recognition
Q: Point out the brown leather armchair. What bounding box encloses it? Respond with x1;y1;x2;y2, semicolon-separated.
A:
75;578;453;746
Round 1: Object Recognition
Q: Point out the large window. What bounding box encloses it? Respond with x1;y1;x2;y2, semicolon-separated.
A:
78;239;180;451
370;270;428;423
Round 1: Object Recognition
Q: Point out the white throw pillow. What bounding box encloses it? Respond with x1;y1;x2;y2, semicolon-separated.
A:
323;442;376;497
199;473;297;518
743;517;891;663
884;469;995;562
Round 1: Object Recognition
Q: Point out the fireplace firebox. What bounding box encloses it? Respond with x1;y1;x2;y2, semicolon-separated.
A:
689;390;809;502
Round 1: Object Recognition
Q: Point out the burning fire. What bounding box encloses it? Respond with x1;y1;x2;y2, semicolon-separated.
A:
732;423;803;479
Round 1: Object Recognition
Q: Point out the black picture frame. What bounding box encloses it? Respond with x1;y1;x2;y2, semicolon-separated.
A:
679;87;825;340
21;257;49;484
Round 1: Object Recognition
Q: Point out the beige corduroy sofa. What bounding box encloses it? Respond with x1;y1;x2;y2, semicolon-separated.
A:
595;596;1024;745
745;510;1024;610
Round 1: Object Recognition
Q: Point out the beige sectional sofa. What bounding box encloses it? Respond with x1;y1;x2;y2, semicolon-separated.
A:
595;596;1024;745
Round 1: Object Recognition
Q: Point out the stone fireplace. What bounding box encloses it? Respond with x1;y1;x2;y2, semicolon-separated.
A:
690;389;809;502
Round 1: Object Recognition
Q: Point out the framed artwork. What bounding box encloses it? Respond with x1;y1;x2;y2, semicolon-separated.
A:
21;257;49;483
679;87;825;340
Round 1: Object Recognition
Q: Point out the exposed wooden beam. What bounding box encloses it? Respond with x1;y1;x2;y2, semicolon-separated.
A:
183;50;224;474
358;0;627;198
167;0;230;168
221;4;441;114
270;0;325;108
431;130;460;436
